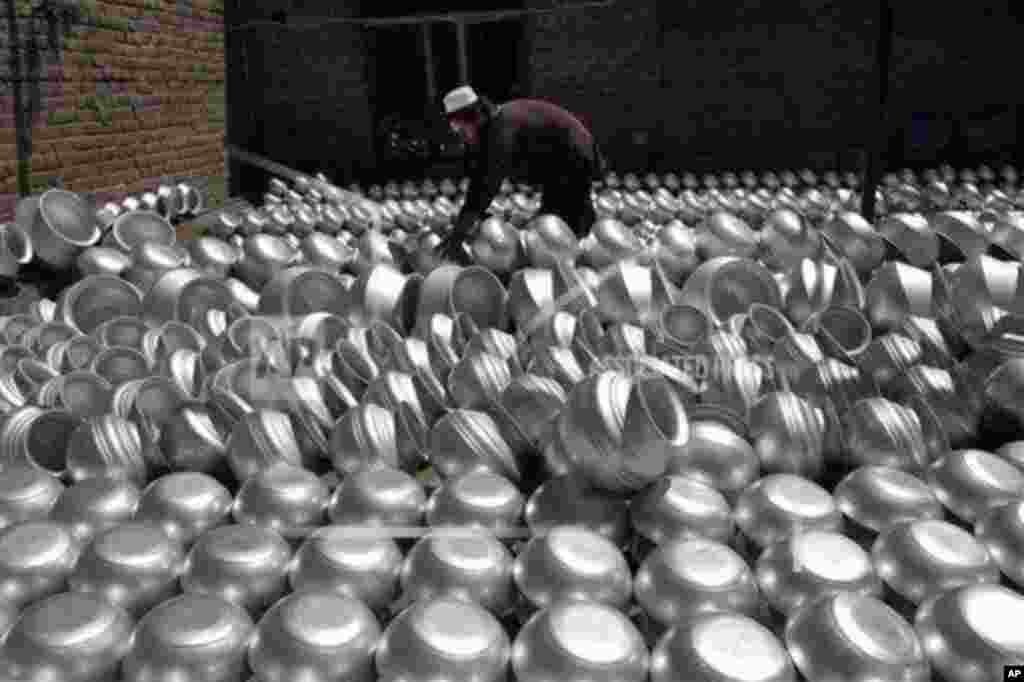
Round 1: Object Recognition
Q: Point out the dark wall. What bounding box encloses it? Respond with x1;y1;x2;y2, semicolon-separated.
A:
227;0;376;194
227;0;1023;187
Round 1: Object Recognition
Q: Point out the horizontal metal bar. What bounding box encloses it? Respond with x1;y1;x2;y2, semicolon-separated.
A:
226;145;304;183
226;0;616;33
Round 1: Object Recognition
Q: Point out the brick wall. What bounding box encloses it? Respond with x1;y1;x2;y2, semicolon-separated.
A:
1;0;226;223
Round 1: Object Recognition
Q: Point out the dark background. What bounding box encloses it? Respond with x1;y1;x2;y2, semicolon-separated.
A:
225;0;1023;196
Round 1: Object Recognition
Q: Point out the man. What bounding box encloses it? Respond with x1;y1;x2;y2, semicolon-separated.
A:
435;85;604;262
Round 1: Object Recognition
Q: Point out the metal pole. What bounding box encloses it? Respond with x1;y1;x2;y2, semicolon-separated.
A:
6;0;29;197
422;23;437;104
861;0;893;222
454;19;469;85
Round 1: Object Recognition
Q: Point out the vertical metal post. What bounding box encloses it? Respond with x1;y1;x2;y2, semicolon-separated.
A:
422;23;437;104
455;19;469;85
861;0;893;222
6;0;29;196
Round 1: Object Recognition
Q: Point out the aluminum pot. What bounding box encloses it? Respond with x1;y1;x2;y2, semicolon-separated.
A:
232;462;329;539
926;448;1024;524
134;472;233;547
25;189;102;268
249;590;380;682
121;593;254;682
397;528;515;615
0;462;63;529
756;530;882;618
258;266;350;318
785;593;929;682
425;470;523;531
524;474;630;548
667;420;760;501
58;274;144;335
69;520;184;616
125;242;191;294
634;536;761;635
158;402;229;473
629;474;734;547
429;408;520;483
50;476;140;544
289;527;403;613
0;406;81;476
559;371;687;495
679;257;781;327
376;596;510;682
733;474;842;554
914;584;1024;682
143;268;236;334
0;520;81;608
107;209;176;253
182;523;292;615
650;613;795;682
975;499;1024;589
512;524;632;614
833;466;944;542
512;601;648;682
226;409;304;483
65;414;149;486
326;465;425;527
872;519;1000;608
0;592;134;682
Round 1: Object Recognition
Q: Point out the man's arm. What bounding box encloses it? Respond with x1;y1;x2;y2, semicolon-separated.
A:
453;136;505;239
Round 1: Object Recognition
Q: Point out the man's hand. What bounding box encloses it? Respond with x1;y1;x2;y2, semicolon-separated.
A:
435;215;478;265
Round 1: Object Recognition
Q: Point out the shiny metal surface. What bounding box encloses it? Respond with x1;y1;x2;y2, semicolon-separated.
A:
734;474;842;552
785;593;930;682
630;474;734;546
512;600;649;682
635;536;761;629
69;520;183;616
399;528;515;615
872;519;1000;606
914;584;1024;681
0;592;134;681
514;525;632;613
50;476;141;543
249;590;380;682
289;527;403;612
232;463;328;539
651;613;796;682
182;524;292;615
0;520;80;608
756;530;882;617
122;593;254;682
376;596;510;682
833;466;944;537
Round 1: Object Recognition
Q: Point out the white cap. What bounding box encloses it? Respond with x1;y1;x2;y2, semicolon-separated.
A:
444;86;478;115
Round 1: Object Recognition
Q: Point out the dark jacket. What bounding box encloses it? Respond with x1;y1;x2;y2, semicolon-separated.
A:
455;99;604;234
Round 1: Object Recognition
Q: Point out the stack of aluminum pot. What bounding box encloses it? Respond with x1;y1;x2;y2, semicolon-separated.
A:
0;160;1020;681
